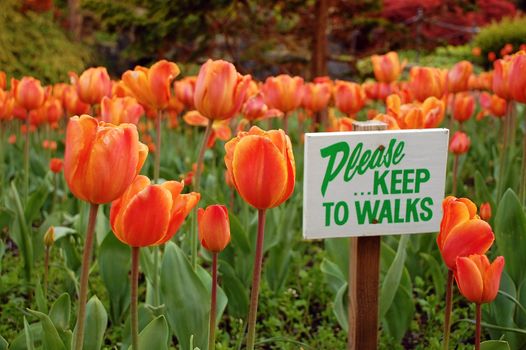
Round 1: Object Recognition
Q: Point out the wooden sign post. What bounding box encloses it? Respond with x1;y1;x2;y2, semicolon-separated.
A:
303;121;449;350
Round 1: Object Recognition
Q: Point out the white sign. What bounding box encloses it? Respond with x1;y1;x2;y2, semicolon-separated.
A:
303;129;449;239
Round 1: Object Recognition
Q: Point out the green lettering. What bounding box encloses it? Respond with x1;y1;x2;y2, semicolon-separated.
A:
393;141;405;164
394;198;404;223
405;198;420;222
323;202;335;226
402;169;415;194
344;142;363;181
334;201;349;226
373;170;389;195
420;197;433;221
390;169;402;194
378;200;393;223
415;168;430;193
355;200;380;225
320;142;350;196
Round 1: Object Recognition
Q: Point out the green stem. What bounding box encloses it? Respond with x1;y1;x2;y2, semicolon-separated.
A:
498;102;514;200
475;303;481;350
44;246;50;298
283;113;289;134
24;111;30;202
452;154;459;195
246;209;266;350
443;270;453;350
0;123;5;196
191;118;214;269
73;203;99;350
131;246;140;350
520;131;526;205
154;110;162;183
208;253;218;350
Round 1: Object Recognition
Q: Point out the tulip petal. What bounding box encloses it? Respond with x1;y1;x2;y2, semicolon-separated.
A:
455;256;484;303
482;256;505;303
120;185;172;247
437;197;473;250
441;219;494;270
160;192;200;244
110;175;150;238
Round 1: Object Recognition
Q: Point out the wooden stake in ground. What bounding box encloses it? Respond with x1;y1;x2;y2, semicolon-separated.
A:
347;121;386;350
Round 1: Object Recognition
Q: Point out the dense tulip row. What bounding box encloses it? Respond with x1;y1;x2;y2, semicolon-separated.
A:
1;46;524;349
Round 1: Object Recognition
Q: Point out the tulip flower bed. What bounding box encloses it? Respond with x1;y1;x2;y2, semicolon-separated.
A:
0;49;525;350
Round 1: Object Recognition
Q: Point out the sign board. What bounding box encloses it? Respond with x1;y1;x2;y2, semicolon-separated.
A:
303;128;449;239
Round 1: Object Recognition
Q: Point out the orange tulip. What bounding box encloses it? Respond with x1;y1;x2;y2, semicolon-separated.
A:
64;115;148;204
333;80;366;115
122;60;180;111
261;74;304;113
100;96;144;125
198;205;231;253
509;53;526;103
363;81;392;101
372;113;400;130
49;158;63;173
410;67;446;102
110;175;200;247
479;202;491;221
242;93;283;121
492;57;512;100
455;255;505;304
13;77;45;110
194;59;251;120
0;89;14;121
449;131;470;155
371;51;403;83
174;76;196;110
479;92;506;118
302;81;332;112
64;85;90;116
77;67;112;105
0;71;5;90
224;126;295;209
453;92;475;123
437;196;494;270
422;96;446;128
447;61;473;93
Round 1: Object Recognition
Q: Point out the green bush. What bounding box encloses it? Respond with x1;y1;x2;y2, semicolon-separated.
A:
474;16;526;64
0;0;90;84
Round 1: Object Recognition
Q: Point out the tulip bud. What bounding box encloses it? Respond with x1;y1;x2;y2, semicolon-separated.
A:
409;67;446;102
333;80;366;115
100;96;144;125
261;74;304;113
492;57;512;100
49;158;64;173
198;205;231;253
44;226;55;247
479;202;491;221
447;61;473;93
301;81;331;112
453;93;475;123
371;51;403;83
449;131;470;155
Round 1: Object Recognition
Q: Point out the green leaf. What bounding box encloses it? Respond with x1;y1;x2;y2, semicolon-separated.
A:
35;280;48;313
99;233;131;324
23;317;35;350
128;315;169;350
495;189;526;286
320;258;346;295
82;296;108;350
160;242;210;350
0;334;7;350
218;259;249;318
325;238;349;280
195;263;228;326
0;206;15;230
49;293;71;331
419;252;445;297
26;309;66;350
24;181;49;222
10;181;33;282
333;283;348;332
380;235;408;319
121;304;156;350
481;340;511;350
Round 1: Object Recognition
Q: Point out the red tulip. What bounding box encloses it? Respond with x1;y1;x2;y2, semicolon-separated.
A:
174;76;196;109
302;81;331;112
479;202;491;221
453;93;475;123
447;61;473;93
333;80;366;115
371;51;403;83
198;205;231;253
13;77;45;111
509;53;526;103
492;57;512;100
100;96;144;125
49;158;64;173
410;67;446;102
449;131;470;155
